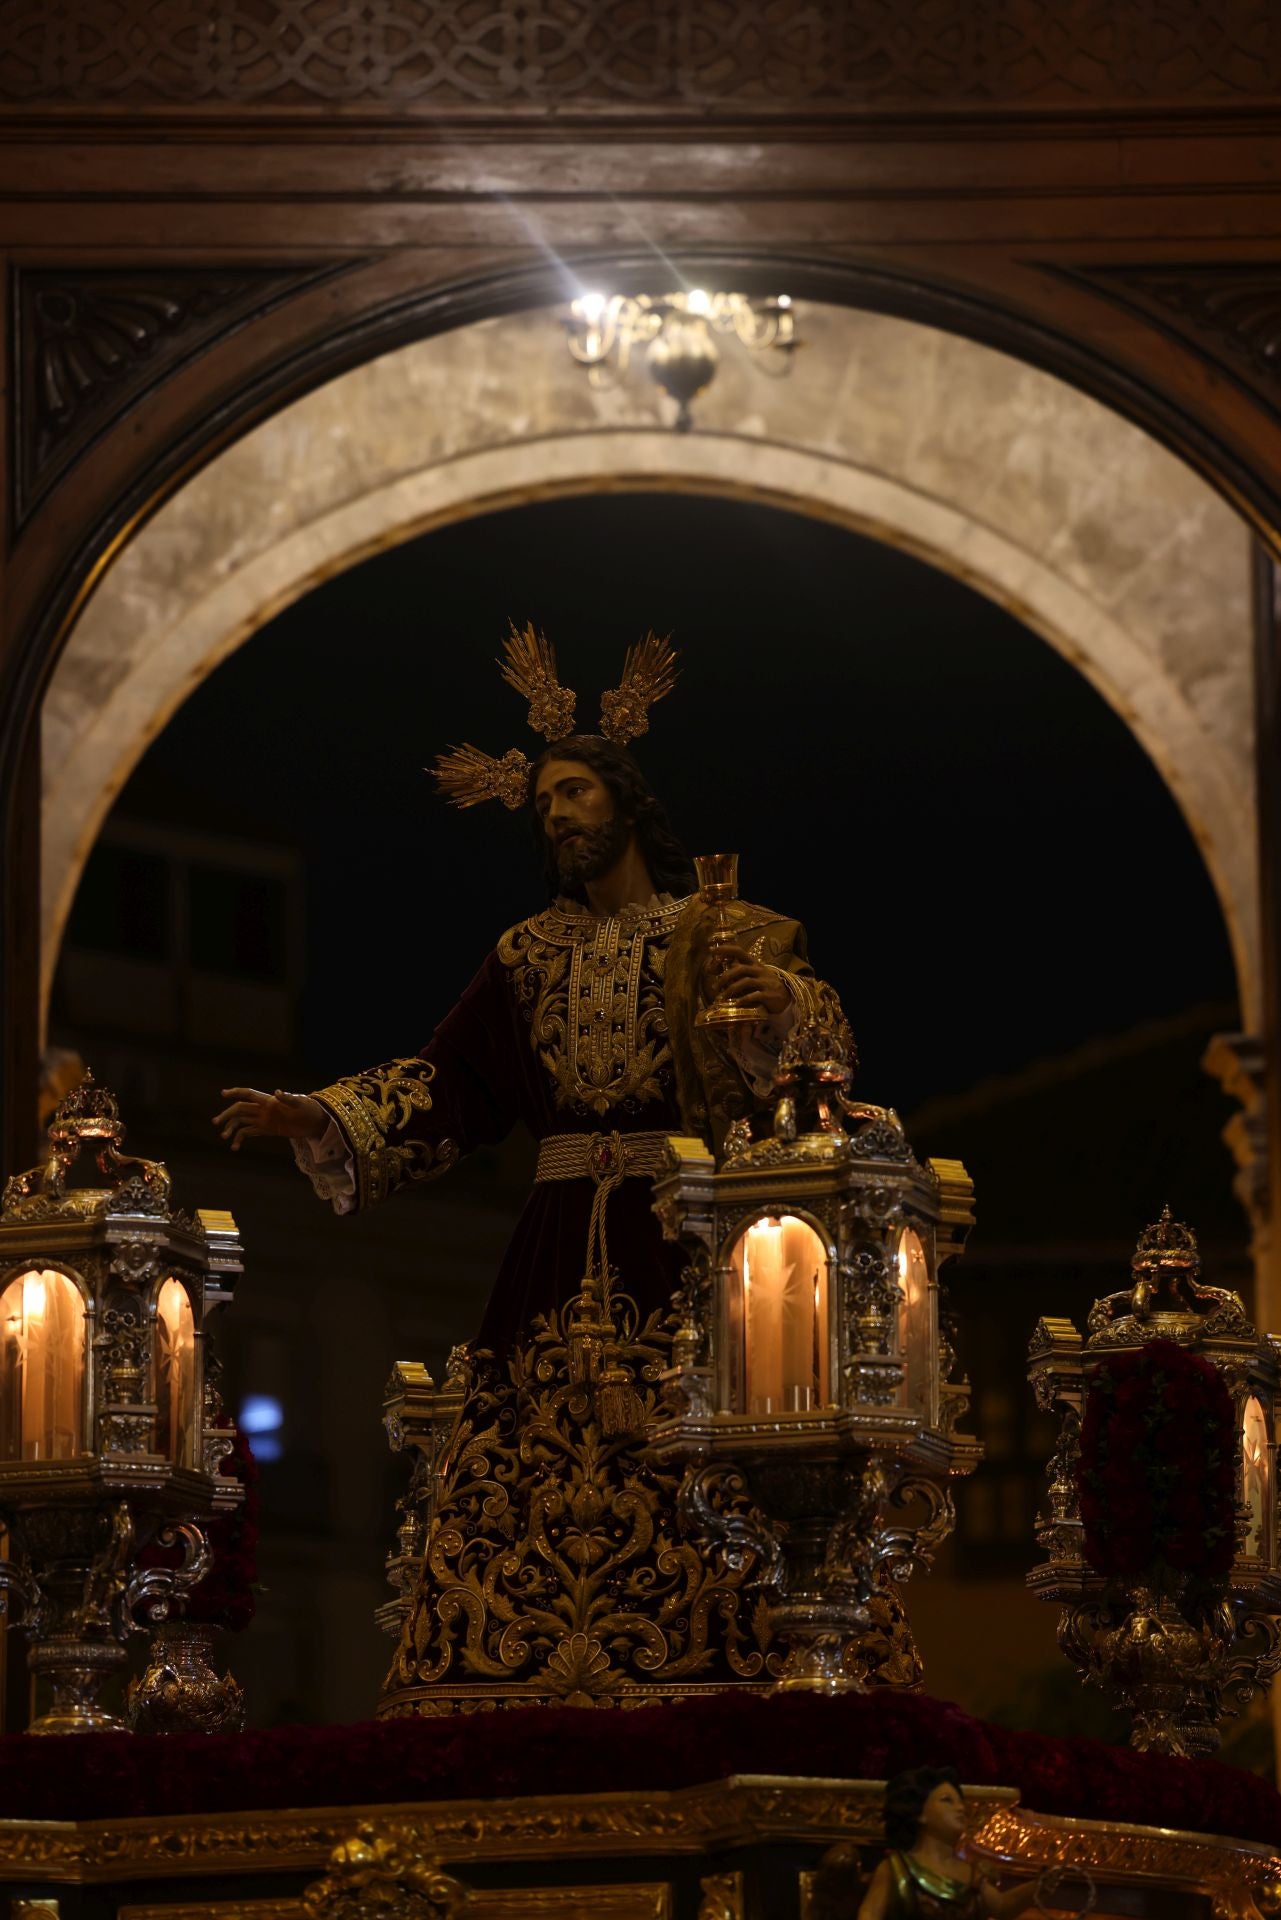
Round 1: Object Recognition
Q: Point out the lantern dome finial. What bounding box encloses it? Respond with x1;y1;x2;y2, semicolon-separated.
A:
47;1071;123;1148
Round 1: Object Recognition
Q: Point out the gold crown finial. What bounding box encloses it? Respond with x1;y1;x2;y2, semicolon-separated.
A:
431;626;680;809
47;1071;123;1146
1132;1205;1200;1273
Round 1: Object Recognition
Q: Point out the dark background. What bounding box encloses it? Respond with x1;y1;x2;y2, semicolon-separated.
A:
107;490;1237;1116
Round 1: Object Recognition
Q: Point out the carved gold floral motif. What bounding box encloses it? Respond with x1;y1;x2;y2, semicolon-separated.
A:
498;902;684;1115
311;1058;458;1209
381;1303;779;1709
300;1825;467;1918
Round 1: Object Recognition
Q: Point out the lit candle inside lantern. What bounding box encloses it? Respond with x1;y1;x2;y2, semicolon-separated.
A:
22;1270;47;1462
157;1277;196;1465
740;1215;828;1414
1243;1395;1269;1557
0;1268;84;1462
897;1228;931;1410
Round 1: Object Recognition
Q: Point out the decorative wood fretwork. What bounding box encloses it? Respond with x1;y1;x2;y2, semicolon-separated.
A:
1060;265;1281;419
11;264;348;525
1;0;1280;115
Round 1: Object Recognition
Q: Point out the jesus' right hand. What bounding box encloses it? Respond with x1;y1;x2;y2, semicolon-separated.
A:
213;1088;328;1151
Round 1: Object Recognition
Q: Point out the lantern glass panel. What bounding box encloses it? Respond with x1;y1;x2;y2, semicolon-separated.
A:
0;1268;85;1461
897;1227;931;1410
731;1214;829;1414
156;1277;197;1466
1242;1393;1270;1559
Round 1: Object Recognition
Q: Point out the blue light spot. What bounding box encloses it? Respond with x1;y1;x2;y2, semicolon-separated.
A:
239;1392;284;1436
250;1433;283;1463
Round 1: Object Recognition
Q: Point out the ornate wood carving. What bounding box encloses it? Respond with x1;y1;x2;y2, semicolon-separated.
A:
11;265;350;525
1063;265;1281;417
1;0;1279;115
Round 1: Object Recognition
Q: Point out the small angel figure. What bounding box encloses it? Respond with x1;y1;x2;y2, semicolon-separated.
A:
858;1769;1091;1920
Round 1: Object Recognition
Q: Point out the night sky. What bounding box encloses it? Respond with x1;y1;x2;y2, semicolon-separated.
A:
114;490;1238;1117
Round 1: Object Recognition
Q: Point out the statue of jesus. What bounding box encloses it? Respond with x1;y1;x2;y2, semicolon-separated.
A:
212;632;864;1710
213;727;844;1359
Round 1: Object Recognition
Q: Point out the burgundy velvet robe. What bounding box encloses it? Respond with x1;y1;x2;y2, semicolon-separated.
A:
302;894;834;1358
407;946;685;1354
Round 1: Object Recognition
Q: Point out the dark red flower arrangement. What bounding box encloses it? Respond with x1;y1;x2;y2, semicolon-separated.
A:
1077;1338;1237;1583
141;1425;260;1632
186;1425;260;1633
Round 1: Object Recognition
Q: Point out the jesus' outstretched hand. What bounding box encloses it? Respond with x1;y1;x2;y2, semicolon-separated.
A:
214;1088;328;1151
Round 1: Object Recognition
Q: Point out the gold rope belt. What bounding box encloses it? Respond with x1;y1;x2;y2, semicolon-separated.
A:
534;1129;672;1186
535;1130;673;1315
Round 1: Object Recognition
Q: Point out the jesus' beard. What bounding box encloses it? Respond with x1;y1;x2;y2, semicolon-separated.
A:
555;810;631;890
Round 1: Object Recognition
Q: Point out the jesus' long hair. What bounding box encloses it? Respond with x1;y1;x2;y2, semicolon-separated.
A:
528;735;697;904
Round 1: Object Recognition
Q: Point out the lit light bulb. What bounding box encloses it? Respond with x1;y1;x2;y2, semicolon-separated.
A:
777;294;792;309
686;288;711;316
575;291;607;324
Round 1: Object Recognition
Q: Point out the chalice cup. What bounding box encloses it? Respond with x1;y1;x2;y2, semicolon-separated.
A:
694;852;762;1029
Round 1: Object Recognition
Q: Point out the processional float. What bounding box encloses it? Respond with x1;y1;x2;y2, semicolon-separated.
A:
379;855;981;1708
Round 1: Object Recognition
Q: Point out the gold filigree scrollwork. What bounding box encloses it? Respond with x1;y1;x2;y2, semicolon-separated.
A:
381;1305;780;1711
311;1059;458;1209
498;903;681;1115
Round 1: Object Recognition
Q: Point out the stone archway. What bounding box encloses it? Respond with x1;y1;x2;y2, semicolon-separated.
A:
42;298;1255;1029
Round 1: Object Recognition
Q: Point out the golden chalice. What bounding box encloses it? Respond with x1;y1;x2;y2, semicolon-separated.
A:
694;852;761;1028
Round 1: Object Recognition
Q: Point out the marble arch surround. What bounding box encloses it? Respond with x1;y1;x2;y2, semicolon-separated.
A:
40;299;1256;1029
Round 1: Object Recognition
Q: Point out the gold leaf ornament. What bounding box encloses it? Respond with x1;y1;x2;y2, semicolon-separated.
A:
499;621;577;740
432;743;531;811
431;627;680;809
599;632;679;744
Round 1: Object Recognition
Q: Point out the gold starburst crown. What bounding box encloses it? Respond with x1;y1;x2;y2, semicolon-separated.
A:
432;623;679;810
1132;1204;1200;1273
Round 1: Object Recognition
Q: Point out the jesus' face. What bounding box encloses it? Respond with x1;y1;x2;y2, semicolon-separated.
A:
534;757;631;890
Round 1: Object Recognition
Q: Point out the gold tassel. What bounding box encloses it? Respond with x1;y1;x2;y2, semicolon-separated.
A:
595;1347;647;1439
566;1275;606;1387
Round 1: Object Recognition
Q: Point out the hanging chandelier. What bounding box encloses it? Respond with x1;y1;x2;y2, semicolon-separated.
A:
564;288;797;430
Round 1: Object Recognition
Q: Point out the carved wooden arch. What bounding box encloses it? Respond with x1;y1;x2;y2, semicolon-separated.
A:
5;248;1279;1170
9;245;1281;751
39;417;1256;1027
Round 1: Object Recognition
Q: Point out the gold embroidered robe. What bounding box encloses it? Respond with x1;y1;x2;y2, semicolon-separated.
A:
299;893;845;1352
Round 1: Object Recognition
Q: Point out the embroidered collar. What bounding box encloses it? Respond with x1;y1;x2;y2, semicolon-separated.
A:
546;892;690;928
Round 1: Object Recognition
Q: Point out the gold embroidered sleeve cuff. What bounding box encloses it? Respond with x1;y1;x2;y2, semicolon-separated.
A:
310;1057;459;1211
